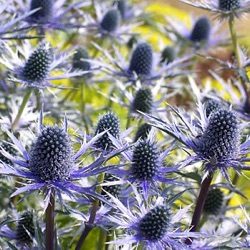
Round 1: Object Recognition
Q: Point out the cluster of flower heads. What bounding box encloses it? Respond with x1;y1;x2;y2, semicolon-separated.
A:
0;0;250;249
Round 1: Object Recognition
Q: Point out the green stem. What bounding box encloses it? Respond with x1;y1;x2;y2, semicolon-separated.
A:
126;113;132;129
80;81;86;113
11;88;33;131
228;15;249;98
46;189;55;250
185;172;213;245
228;15;241;68
59;88;76;104
75;173;105;250
35;89;41;111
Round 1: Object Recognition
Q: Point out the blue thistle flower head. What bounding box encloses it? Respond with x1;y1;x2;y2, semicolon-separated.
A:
204;188;224;215
132;139;159;181
94;112;120;151
219;0;241;11
161;46;176;64
72;47;92;80
100;9;121;33
127;35;138;49
190;16;211;44
204;99;228;117
134;123;152;142
29;0;53;23
104;185;200;249
16;211;34;243
0;111;128;208
131;87;153;114
115;0;127;19
144;101;250;180
101;174;121;198
181;0;250;20
109;133;183;197
1;41;89;89
243;98;250;116
128;42;153;76
22;42;53;83
29;125;74;182
72;48;91;71
138;205;171;241
197;109;240;164
0;141;17;165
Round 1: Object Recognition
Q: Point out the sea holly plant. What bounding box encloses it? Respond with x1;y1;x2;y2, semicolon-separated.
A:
0;41;91;130
0;41;90;89
0;111;128;249
0;0;250;249
144;99;250;240
103;184;202;249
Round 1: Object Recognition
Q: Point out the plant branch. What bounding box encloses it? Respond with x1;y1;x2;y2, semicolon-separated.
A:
46;189;55;250
11;88;33;131
185;172;213;245
75;173;105;250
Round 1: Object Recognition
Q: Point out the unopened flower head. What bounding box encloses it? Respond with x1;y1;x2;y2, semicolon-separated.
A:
113;0;144;20
128;42;153;76
29;126;74;182
166;14;224;49
203;187;224;215
131;87;153;114
0;210;37;246
94;112;120;151
138;205;171;242
72;48;91;72
134;123;152;142
115;0;127;19
72;47;92;80
161;46;176;64
82;3;138;41
29;0;53;23
16;211;35;243
100;9;121;33
101;173;121;198
0;141;17;165
190;16;211;44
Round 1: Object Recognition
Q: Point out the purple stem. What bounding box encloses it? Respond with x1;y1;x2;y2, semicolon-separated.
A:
185;172;213;245
46;189;55;250
75;199;99;250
